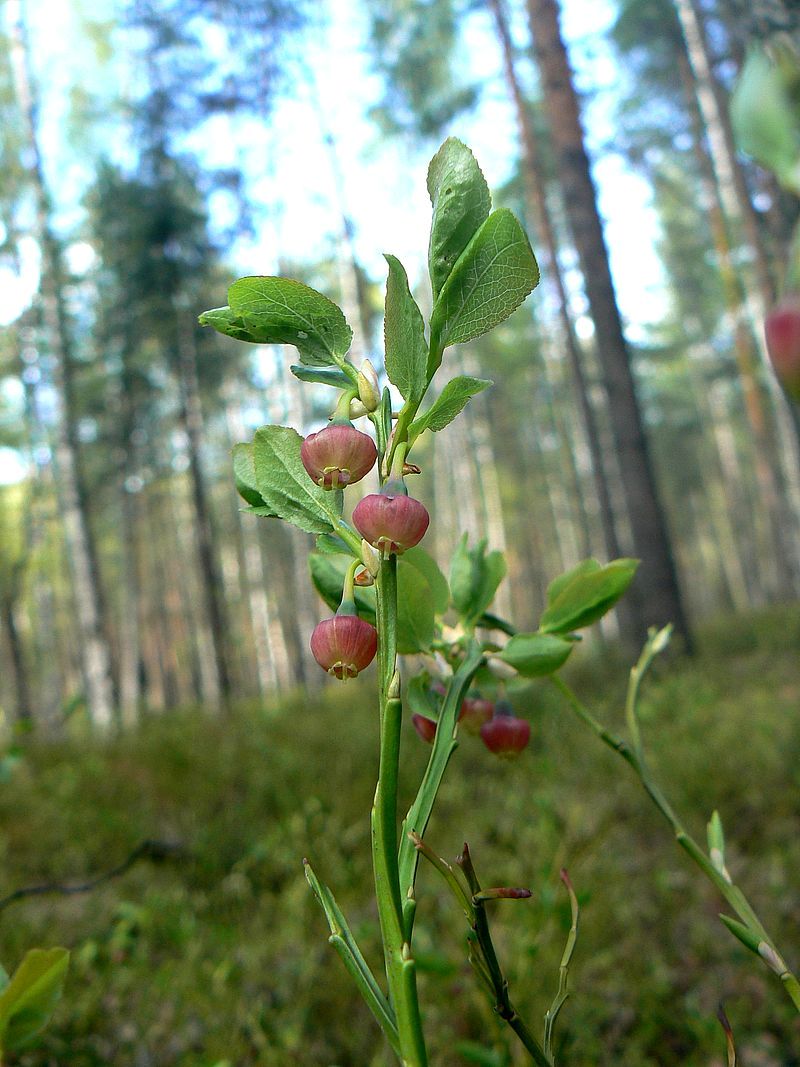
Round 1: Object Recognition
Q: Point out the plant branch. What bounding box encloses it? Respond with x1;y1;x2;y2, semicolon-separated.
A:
0;839;183;913
551;629;800;1014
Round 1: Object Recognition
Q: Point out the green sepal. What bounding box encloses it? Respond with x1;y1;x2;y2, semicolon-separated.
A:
539;559;639;634
429;209;539;368
408;376;492;446
383;254;428;404
497;633;573;677
0;948;69;1053
427;138;492;300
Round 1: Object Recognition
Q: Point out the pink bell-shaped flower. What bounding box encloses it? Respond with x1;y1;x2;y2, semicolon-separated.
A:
301;422;377;490
458;695;494;736
411;714;437;744
765;296;800;401
352;479;429;554
310;614;377;679
480;701;530;757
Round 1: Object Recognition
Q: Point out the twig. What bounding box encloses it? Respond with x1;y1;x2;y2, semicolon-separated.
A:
0;839;183;913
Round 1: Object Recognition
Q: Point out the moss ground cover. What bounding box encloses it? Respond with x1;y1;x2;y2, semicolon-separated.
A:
1;606;799;1065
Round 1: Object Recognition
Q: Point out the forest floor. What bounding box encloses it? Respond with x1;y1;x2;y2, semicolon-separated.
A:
1;606;799;1066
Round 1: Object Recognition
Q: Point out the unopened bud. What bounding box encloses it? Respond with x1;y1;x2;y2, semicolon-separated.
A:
472;886;532;902
354;567;374;587
361;539;380;577
357;359;381;412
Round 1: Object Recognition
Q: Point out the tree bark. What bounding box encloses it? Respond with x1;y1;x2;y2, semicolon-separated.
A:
525;0;690;644
174;316;232;708
487;0;624;568
9;0;116;727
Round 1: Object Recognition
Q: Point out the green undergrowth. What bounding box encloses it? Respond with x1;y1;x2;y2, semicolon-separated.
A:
1;606;799;1065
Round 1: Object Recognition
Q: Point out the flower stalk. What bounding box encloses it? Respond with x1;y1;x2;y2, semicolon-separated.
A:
372;554;428;1065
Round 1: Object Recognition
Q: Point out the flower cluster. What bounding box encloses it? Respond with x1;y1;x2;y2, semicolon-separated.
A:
412;691;530;757
304;413;430;680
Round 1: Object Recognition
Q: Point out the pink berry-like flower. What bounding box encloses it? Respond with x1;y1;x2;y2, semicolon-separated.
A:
412;714;437;744
480;703;530;757
459;695;494;736
765;296;800;401
352;481;430;554
301;423;377;490
310;615;377;679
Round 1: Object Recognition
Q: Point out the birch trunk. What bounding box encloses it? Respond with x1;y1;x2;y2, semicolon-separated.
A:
8;0;116;727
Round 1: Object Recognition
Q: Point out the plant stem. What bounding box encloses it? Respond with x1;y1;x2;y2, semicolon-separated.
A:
551;673;800;1013
372;555;428;1065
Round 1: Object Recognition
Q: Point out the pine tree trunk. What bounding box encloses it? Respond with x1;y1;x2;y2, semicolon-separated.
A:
9;0;116;727
525;0;690;644
174;316;232;707
487;0;624;570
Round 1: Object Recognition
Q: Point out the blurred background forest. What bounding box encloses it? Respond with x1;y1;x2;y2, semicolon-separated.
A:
1;0;800;725
1;0;800;1064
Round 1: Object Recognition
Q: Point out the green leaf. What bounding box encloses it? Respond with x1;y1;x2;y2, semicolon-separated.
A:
396;561;436;654
497;633;573;677
408;376;491;445
406;672;440;719
383;255;428;404
315;533;354;557
197;305;262;343
402;547;450;614
731;51;800;193
0;948;69;1053
304;861;399;1053
252;426;343;535
546;559;601;606
539;559;639;634
449;536;507;625
232;443;270;509
429;209;539;356
290;364;352;388
454;1041;506;1067
308;553;376;623
214;277;352;366
427;138;492;300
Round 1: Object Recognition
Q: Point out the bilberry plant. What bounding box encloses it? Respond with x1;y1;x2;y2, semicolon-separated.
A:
202;138;800;1063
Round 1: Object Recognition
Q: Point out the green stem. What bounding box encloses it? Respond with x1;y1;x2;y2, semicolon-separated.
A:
398;641;485;935
551;674;800;1013
372;556;428;1065
388;338;443;472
